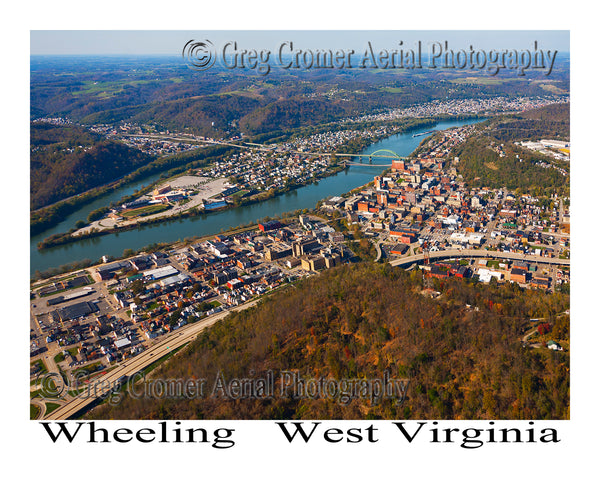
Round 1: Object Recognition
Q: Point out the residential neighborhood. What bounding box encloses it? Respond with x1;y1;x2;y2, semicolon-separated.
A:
30;214;355;397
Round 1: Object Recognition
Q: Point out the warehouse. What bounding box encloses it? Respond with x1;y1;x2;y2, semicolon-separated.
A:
56;301;98;321
96;261;130;280
143;265;179;281
161;273;191;288
114;337;132;350
258;220;282;232
46;290;92;307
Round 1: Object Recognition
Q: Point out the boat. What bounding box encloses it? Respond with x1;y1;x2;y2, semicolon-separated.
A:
412;130;436;138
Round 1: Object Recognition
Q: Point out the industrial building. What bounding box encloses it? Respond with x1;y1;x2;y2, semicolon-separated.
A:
96;261;130;280
55;301;98;322
143;265;179;281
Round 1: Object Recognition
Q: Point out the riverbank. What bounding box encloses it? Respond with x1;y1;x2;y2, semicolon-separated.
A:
30;115;454;237
31;208;311;282
30;118;484;275
30;142;234;236
36;162;348;250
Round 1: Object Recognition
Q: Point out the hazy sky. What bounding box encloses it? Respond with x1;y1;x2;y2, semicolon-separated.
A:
30;30;569;55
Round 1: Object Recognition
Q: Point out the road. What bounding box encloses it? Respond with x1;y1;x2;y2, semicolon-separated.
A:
44;298;260;420
125;134;409;161
374;240;383;262
42;245;569;420
483;219;498;243
389;248;570;268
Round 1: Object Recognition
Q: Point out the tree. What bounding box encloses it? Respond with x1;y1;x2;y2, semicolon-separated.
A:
130;280;144;296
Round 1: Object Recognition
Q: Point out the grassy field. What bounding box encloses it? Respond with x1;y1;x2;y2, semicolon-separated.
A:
230;189;250;200
44;402;61;415
486;260;501;269
71;79;154;98
536;82;568;94
33;271;92;290
381;86;404;93
30;404;41;420
73;361;103;378
121;204;170;218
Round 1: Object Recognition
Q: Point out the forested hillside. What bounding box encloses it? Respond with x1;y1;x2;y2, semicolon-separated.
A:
89;263;569;420
453;103;570;196
31;55;570;137
31;123;152;209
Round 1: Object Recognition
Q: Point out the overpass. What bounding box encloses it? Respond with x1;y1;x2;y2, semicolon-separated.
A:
389;249;570;268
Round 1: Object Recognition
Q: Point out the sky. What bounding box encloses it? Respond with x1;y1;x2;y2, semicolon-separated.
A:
30;30;569;56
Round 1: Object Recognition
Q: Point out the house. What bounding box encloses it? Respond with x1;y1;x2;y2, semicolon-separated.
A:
114;337;132;350
130;255;153;271
227;278;243;290
531;276;550;290
547;340;563;351
329;231;344;243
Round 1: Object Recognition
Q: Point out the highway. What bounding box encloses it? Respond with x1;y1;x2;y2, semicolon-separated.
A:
44;247;569;420
44;298;260;420
123;133;409;161
389;248;570;268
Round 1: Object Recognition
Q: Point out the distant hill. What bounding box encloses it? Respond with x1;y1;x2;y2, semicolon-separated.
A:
490;103;570;142
239;97;349;134
88;263;569;420
519;102;570;123
30;123;152;209
453;103;570;195
31;57;570;138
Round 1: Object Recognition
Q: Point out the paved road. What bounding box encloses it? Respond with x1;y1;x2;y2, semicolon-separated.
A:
135;135;409;160
374;240;383;262
44;298;260;420
484;220;498;243
389;248;570;268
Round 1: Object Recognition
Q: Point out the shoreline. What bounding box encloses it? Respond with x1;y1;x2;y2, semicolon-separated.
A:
35;119;440;250
31;114;475;238
36;162;348;250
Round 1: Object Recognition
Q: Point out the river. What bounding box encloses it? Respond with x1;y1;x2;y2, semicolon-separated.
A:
30;118;482;275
